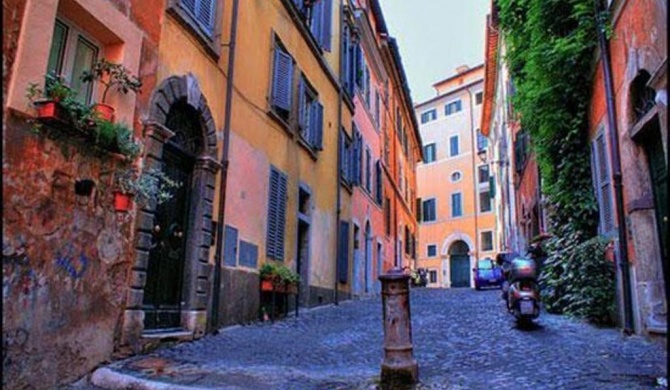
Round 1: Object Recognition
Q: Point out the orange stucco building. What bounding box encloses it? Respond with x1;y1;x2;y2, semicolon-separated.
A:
415;65;496;288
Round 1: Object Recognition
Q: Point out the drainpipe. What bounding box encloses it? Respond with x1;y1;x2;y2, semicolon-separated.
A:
596;0;634;334
467;87;480;266
334;1;344;306
211;0;240;330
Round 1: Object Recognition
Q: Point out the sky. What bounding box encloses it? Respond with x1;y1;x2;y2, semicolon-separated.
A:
378;0;491;105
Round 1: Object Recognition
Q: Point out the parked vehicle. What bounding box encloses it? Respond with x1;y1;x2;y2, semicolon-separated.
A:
497;252;540;326
472;258;503;290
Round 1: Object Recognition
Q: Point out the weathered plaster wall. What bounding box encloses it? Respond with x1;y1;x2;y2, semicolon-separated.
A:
3;115;135;389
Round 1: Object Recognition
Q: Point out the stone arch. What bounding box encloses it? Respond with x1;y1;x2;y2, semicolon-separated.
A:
440;232;475;257
123;74;221;349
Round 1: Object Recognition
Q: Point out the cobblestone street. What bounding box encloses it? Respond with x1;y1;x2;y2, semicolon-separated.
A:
84;288;667;389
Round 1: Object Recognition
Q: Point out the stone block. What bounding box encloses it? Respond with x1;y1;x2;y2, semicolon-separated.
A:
126;288;144;309
129;270;147;289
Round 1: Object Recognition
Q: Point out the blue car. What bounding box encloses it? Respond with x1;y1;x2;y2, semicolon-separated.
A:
473;258;504;290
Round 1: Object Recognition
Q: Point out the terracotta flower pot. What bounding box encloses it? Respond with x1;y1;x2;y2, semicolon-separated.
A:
34;100;60;119
261;279;274;292
94;103;115;122
113;191;133;212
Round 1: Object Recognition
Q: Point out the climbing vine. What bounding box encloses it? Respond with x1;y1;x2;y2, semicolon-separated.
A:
496;0;614;320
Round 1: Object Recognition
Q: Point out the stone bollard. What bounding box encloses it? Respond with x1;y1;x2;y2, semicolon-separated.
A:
379;267;419;386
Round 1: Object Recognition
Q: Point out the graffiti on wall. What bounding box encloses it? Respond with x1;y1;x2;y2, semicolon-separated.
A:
54;243;88;279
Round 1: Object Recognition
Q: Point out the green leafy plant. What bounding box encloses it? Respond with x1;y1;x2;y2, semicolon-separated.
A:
115;168;182;206
259;262;300;285
26;73;95;129
81;59;142;104
94;119;142;158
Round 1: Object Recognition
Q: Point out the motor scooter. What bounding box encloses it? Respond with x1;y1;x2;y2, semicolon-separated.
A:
498;252;540;325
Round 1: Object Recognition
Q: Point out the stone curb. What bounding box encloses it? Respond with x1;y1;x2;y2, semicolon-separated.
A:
90;367;211;390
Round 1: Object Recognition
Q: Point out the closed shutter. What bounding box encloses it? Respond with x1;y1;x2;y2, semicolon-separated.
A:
267;167;288;260
489;177;496;198
224;225;238;267
342;24;351;94
416;197;422;222
311;101;324;150
352;130;361;185
338;221;350;283
321;0;333;51
272;46;294;112
375;160;383;204
355;44;363;88
593;133;614;234
310;0;323;47
180;0;215;35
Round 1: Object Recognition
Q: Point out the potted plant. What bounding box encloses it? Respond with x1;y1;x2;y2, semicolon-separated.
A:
94;119;142;158
26;73;96;132
259;263;280;292
81;59;142;122
113;168;182;212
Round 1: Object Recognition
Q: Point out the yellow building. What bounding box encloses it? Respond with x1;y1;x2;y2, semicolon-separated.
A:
415;65;496;288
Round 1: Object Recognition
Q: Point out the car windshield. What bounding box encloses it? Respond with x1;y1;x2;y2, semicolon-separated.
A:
478;260;493;269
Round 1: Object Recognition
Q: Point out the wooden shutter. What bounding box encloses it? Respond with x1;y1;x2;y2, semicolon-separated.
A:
224;225;238;267
593;133;614;233
272;46;293;111
180;0;215;34
375;160;383;204
321;0;333;51
312;102;324;150
337;221;350;283
267;167;288;260
342;24;351;93
310;0;323;47
416;198;422;222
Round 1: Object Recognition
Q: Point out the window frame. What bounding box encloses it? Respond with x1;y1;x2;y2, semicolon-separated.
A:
480;231;494;252
427;244;437;257
451;192;463;218
422;198;437;222
167;0;222;59
420;108;437;124
450;171;462;183
423;143;436;163
445;99;462;116
479;188;492;213
449;135;459;157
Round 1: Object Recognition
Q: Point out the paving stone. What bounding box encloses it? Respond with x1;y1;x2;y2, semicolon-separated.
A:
84;288;666;389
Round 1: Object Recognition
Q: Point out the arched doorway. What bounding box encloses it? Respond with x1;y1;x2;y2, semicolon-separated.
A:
143;101;201;330
123;74;221;342
449;240;470;288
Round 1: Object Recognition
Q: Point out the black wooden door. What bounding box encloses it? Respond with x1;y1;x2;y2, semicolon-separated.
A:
143;144;193;330
643;125;668;281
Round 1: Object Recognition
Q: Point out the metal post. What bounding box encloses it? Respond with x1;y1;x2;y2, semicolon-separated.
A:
379;267;418;386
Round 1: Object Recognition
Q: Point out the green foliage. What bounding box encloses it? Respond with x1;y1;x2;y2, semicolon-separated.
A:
259;262;300;285
94;119;142;158
27;73;95;130
115;168;182;206
81;59;142;103
540;234;615;326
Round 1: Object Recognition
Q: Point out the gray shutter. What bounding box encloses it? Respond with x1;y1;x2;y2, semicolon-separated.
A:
266;169;279;258
312;101;324;150
276;170;288;260
272;47;293;111
594;133;614;233
321;0;332;51
342;24;350;93
180;0;196;15
338;221;350;283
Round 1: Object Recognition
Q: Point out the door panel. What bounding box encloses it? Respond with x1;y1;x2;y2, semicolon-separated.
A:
143;145;193;330
450;255;470;288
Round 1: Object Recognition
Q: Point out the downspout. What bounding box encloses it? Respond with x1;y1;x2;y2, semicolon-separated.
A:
468;87;480;265
334;1;344;305
211;0;240;330
596;0;634;334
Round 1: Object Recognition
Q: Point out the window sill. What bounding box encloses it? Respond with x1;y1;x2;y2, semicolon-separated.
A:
268;109;295;138
297;136;319;161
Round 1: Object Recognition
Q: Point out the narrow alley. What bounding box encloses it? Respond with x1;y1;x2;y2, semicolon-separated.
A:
80;288;667;390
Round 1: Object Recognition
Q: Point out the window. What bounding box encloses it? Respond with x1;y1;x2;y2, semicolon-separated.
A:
429;270;438;284
375;160;383;205
476;129;488;151
267;166;288;260
451;171;462;182
514;131;530;174
365;147;372;193
423;143;436;163
47;18;99;104
340;130;354;185
479;189;492;212
481;231;494;252
427;244;437;257
420;109;437;124
475;91;483;105
298;76;324;151
307;0;333;51
177;0;216;36
478;165;489;184
445;100;462;115
451;193;462;217
270;42;294;122
422;199;436;222
449;135;459;157
591;131;615;234
384;197;391;236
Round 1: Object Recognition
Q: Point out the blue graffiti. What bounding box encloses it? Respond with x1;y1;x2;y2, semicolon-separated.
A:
55;245;88;279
